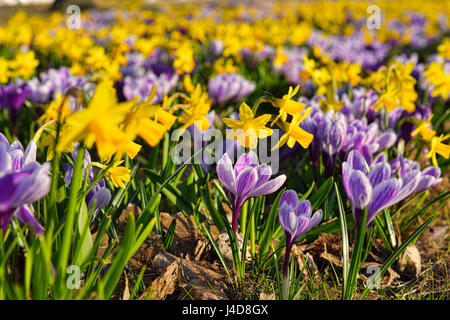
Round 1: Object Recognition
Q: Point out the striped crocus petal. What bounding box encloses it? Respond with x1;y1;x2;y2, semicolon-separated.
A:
248;174;286;198
0;144;12;174
307;209;323;231
235;167;258;200
348;170;372;209
368;162;391;187
278;202;298;238
16;205;44;235
234;151;258;176
253;164;272;190
367;178;401;225
390;170;420;205
280;189;299;209
216;153;236;194
347;149;369;174
296;200;312;218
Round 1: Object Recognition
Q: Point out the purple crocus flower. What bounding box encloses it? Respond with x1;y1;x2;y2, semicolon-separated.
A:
208;73;255;106
342;150;420;226
341;118;397;165
216;151;286;233
0;133;49;234
0;83;29;134
122;72;178;104
317;111;347;177
278;190;322;253
278;189;322;299
390;155;442;193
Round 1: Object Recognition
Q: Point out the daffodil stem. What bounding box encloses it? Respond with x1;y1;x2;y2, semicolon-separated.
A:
252;97;271;114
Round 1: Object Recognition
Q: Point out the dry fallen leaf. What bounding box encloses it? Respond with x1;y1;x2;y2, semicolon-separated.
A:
140;261;181;300
122;270;130;300
399;245;422;277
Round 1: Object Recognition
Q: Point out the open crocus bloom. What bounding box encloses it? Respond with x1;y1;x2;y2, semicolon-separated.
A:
342;149;420;226
0;134;50;234
278;190;322;246
217;151;286;233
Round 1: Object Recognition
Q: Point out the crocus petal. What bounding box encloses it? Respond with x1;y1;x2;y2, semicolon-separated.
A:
16;205;44;235
0;208;15;232
88;187;111;218
11;164;51;207
253;164;272;190
279;202;298;238
0;144;12;173
10;149;24;172
368;162;391;187
0;174;14;211
24;140;37;165
307;209;323;231
348;170;372;209
347;149;369;174
235;167;258;199
376;131;397;151
293;215;311;241
216;153;236;193
296;200;312;218
342;162;352;202
391;170;420;204
248;174;286;197
421;166;441;178
372;152;387;165
367;178;401;224
280;189;299;209
234;151;258;176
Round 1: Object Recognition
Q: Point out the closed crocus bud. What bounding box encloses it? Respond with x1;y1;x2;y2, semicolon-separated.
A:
209;39;224;57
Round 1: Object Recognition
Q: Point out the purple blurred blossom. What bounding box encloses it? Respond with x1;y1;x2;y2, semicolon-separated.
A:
208;73;255;105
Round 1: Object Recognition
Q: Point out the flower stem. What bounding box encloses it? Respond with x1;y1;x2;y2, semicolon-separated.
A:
282;241;293;300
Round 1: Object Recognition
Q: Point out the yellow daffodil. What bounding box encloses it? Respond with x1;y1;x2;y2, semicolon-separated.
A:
411;116;436;140
57;79;138;159
224;102;272;149
270;85;307;125
272;108;313;150
38;92;72;123
93;160;131;189
437;37;450;59
427;134;450;167
178;84;211;131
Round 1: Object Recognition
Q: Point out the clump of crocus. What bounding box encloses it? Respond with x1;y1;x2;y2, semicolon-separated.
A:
0;133;50;234
342;149;420;226
216;151;286;234
278;190;322;300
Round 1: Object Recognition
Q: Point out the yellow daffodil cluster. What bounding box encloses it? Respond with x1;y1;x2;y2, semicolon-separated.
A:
223;86;313;150
370;61;418;113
